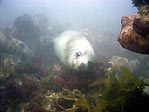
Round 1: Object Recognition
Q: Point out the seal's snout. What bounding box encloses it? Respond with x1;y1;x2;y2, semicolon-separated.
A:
80;63;86;69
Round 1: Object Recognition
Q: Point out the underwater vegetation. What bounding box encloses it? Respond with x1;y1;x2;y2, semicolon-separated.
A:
0;1;149;111
132;0;149;7
0;62;45;112
48;66;148;112
1;55;149;112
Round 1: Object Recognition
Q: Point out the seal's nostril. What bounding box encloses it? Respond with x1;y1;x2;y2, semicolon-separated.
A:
80;63;85;68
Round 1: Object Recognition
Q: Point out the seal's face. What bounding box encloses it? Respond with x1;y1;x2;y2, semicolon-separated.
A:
69;48;93;70
54;31;95;70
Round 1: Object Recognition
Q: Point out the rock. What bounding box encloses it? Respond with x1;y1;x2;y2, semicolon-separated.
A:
8;38;34;57
0;32;7;49
132;0;149;7
108;56;137;72
109;56;129;68
32;14;51;36
0;32;33;59
0;55;17;79
118;5;149;54
12;14;42;54
13;14;35;34
1;26;14;39
133;5;149;36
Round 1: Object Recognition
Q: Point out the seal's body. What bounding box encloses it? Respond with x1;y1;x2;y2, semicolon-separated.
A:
54;31;94;70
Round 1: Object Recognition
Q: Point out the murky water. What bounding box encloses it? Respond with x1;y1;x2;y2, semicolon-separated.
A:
0;0;149;112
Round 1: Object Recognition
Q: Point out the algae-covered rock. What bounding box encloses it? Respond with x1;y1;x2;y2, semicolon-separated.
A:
133;5;149;36
12;14;42;55
0;55;16;79
0;32;7;47
118;6;149;54
132;0;149;7
8;38;34;56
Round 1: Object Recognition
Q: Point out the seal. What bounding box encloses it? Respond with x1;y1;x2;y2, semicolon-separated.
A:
54;31;95;70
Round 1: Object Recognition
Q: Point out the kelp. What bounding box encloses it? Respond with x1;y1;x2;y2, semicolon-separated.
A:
0;56;16;79
132;0;149;7
1;60;148;112
62;89;91;112
55;66;147;112
98;66;146;112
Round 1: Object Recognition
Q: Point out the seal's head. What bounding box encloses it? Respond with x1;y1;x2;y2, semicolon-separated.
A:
54;31;95;71
68;46;94;70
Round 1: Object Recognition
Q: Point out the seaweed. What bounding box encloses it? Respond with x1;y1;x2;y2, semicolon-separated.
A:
1;57;148;112
132;0;149;7
54;66;148;112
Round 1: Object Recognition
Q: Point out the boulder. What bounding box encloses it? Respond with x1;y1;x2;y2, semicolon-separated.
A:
118;5;149;54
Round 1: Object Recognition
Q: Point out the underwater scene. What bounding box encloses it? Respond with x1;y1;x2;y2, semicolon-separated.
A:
0;0;149;112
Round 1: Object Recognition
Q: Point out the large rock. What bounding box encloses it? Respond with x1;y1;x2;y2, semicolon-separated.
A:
108;56;139;72
12;14;42;55
118;5;149;54
0;32;33;57
0;32;34;66
8;38;34;57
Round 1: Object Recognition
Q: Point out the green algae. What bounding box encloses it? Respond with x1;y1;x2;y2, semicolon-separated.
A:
55;66;147;112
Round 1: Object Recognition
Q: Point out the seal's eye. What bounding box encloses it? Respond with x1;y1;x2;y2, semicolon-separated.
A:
76;51;82;58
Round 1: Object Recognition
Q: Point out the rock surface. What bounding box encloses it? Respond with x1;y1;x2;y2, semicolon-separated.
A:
118;5;149;54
